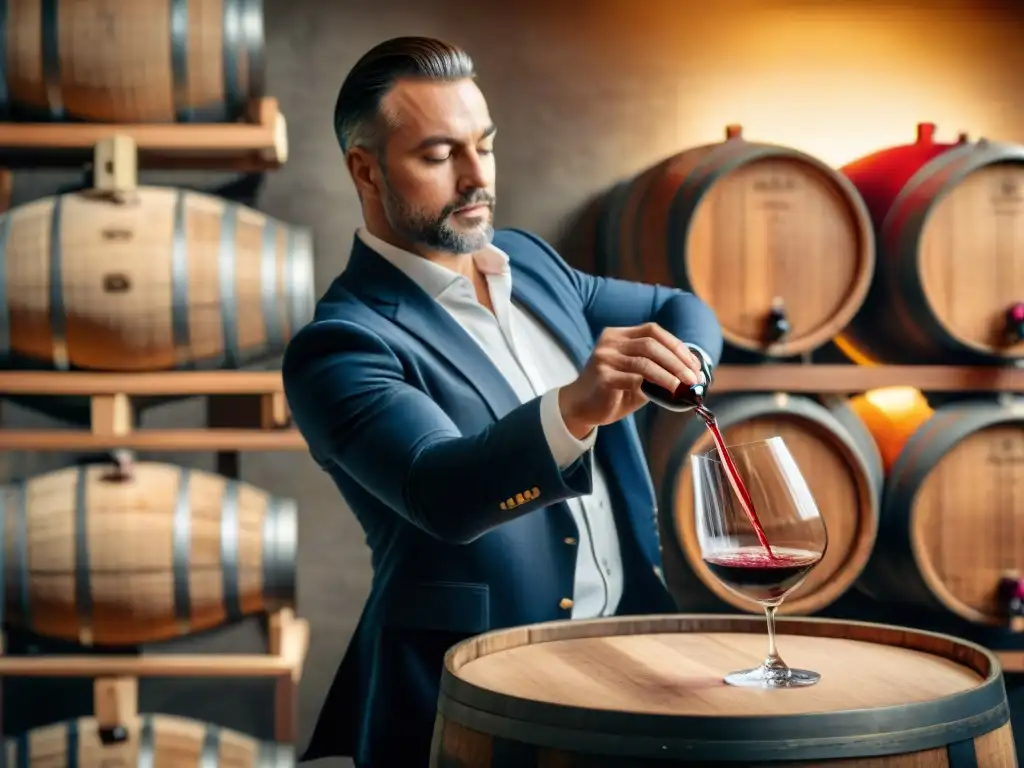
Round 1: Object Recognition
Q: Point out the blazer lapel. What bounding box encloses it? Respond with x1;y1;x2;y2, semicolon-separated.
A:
509;266;590;371
339;237;521;419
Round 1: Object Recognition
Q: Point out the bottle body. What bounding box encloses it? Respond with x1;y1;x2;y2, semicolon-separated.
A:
642;355;714;412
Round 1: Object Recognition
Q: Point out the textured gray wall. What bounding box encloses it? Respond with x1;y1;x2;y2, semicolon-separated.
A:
2;1;1023;766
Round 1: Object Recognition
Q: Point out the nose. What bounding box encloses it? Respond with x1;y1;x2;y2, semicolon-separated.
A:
457;149;491;195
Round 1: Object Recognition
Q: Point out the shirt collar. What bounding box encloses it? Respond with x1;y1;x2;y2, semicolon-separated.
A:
357;227;510;300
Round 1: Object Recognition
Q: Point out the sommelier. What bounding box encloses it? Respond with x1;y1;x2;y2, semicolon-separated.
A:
283;36;724;768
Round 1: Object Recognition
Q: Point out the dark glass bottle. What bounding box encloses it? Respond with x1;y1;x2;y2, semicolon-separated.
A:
642;378;708;412
641;355;714;413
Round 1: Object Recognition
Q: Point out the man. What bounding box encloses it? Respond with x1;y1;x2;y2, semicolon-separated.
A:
283;36;723;767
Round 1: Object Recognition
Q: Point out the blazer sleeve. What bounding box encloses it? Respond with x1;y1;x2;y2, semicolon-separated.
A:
282;319;594;545
511;229;724;367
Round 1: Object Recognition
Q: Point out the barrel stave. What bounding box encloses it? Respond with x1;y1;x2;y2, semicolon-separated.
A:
432;716;1017;767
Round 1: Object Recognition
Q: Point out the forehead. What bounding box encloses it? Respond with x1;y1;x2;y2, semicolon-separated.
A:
381;78;492;143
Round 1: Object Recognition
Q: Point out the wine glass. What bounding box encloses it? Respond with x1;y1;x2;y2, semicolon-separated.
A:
690;436;828;688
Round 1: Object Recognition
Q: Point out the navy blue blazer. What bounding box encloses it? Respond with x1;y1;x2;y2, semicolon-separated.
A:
282;228;723;766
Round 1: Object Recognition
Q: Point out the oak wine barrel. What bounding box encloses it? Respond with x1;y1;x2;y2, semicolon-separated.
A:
0;461;297;646
3;714;293;767
0;0;265;123
0;186;316;372
837;122;1024;364
646;394;882;615
432;614;1016;766
859;397;1024;628
594;125;875;357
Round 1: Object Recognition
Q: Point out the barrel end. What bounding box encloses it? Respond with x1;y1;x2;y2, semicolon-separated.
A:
263;497;299;610
288;226;317;332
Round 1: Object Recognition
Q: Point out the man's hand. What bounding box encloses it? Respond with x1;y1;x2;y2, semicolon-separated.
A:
558;323;704;439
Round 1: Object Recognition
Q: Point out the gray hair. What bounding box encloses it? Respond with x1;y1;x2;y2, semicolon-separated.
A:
334;36;476;154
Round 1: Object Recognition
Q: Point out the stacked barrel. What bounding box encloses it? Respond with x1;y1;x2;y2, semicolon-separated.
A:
0;2;310;763
1;460;300;765
838;124;1024;649
581;122;1024;652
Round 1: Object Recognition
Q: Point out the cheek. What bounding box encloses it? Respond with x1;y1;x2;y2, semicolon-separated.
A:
393;164;454;210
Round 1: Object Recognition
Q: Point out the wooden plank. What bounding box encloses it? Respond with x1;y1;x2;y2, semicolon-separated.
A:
996;651;1024;674
712;364;1024;394
0;370;284;396
4;366;1024;400
6;366;1024;397
0;371;298;452
0;653;292;678
0;97;286;171
0;429;305;452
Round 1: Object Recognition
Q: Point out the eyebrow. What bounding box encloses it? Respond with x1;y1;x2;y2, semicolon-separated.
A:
415;124;497;150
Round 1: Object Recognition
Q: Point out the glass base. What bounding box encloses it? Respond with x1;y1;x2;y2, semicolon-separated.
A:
724;665;821;688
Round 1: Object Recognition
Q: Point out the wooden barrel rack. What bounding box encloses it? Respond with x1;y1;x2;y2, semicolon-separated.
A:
0;76;303;753
0;370;301;452
0;97;287;172
0;607;309;745
5;364;1024;452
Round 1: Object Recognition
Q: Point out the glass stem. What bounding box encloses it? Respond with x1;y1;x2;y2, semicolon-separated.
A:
764;604;785;668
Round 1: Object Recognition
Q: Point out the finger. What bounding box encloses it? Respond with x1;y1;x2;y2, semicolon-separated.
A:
621;337;700;387
609;350;682;393
625;323;702;374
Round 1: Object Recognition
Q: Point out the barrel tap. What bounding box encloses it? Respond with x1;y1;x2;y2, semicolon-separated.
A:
1005;303;1024;344
765;296;791;346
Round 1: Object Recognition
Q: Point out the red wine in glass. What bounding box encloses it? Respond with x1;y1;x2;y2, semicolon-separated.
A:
703;547;822;603
691;438;827;688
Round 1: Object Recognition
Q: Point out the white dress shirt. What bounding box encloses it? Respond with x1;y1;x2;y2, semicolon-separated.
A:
358;227;623;619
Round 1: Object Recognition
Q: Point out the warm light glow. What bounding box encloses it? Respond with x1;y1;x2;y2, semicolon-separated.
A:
863;386;925;413
680;5;1014;166
850;386;934;472
588;2;1022;171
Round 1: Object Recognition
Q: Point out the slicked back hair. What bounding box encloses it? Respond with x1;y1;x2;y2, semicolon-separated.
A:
333;36;476;156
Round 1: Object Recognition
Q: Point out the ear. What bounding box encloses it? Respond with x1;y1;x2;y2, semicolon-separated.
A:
346;147;383;200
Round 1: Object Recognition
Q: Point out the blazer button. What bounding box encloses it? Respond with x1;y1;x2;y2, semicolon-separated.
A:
559;598;574;610
563;537;577;545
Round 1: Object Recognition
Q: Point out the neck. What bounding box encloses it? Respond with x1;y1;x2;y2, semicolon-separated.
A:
364;219;476;278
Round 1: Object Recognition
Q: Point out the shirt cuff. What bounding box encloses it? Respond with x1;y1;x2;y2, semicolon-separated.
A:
540;388;597;470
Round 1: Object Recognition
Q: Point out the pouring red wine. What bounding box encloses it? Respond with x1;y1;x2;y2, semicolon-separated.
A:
643;367;828;688
641;374;773;557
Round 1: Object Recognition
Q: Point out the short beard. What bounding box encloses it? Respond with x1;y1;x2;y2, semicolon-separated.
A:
380;175;495;255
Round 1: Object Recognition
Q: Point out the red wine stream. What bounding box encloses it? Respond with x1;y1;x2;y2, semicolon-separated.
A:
695;404;776;559
639;377;776;559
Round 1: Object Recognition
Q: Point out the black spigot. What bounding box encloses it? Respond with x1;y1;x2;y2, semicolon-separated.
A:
98;725;129;746
1006;303;1024;343
765;297;790;345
